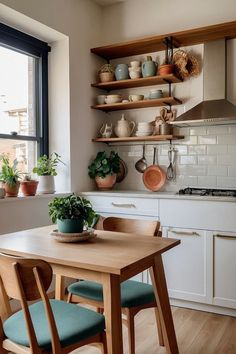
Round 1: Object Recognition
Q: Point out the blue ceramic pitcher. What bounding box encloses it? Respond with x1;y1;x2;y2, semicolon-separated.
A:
115;64;129;80
141;56;157;77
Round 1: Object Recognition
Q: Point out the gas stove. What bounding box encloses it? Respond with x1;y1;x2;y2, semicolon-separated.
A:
178;187;236;197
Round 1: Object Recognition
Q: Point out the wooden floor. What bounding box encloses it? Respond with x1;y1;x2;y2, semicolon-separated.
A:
72;306;236;354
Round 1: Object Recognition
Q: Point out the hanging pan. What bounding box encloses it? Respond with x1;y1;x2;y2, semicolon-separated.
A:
142;147;166;191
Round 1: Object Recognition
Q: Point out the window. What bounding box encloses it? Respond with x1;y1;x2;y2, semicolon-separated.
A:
0;23;50;174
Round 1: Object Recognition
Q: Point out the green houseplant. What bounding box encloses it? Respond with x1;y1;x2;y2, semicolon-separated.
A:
48;194;96;233
20;174;39;196
0;154;21;197
88;151;120;190
33;152;63;194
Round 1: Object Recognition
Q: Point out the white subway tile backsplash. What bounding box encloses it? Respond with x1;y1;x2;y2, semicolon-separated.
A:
198;176;217;188
218;135;236;145
198;155;217;165
228;167;236;177
207;145;227;154
217;177;236;188
207;126;228;135
207;166;228;177
198;135;217;144
179;156;197;165
115;124;236;191
188;145;206;155
217;155;236;166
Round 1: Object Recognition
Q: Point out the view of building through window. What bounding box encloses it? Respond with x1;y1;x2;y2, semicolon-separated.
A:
0;46;37;174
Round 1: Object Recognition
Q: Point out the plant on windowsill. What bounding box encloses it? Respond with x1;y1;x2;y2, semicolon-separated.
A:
48;194;97;233
88;151;120;190
20;174;39;196
33;152;64;194
0;154;21;197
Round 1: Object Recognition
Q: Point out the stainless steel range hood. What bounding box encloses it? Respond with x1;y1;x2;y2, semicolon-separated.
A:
171;40;236;126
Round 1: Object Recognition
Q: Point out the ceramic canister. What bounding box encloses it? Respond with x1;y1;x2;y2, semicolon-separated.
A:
115;64;129;80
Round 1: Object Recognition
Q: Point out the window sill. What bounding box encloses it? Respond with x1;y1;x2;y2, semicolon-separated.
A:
0;192;71;204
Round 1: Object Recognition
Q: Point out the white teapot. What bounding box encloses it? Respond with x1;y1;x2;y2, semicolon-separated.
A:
114;114;135;138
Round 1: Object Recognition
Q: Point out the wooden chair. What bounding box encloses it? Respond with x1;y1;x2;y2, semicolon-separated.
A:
0;253;107;354
68;217;164;354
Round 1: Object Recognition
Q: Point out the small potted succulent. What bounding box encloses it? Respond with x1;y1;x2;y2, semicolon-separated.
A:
48;194;96;233
33;152;63;194
20;174;39;196
88;151;120;190
98;63;115;83
0;154;21;197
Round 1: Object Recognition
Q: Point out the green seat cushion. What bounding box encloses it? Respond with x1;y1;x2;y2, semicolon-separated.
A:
68;280;156;308
3;299;105;351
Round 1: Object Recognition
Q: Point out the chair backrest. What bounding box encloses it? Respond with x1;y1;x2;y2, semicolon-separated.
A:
0;253;52;301
0;253;61;353
103;217;160;237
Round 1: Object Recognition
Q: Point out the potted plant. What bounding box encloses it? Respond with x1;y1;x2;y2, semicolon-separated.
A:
88;151;120;190
0;154;21;197
33;152;63;194
48;194;96;233
20;174;39;196
98;63;115;83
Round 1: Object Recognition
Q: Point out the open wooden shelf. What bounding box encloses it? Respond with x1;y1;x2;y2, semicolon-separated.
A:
91;74;182;90
91;97;182;112
92;135;185;143
91;21;236;59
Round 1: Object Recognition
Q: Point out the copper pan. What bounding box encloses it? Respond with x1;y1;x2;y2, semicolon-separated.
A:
143;147;166;191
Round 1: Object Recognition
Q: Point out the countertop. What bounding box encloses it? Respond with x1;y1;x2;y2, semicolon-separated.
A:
81;190;236;203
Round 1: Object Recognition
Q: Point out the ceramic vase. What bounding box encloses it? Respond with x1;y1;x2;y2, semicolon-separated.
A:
115;64;129;80
141;56;157;77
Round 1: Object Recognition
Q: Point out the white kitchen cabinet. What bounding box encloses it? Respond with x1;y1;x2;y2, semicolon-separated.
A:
212;232;236;309
161;227;208;303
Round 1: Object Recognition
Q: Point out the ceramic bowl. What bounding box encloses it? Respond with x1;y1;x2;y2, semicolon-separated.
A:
105;95;122;104
97;95;107;105
149;89;163;99
128;94;144;102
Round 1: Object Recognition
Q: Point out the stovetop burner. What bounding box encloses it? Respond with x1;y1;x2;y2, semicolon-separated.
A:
178;187;236;197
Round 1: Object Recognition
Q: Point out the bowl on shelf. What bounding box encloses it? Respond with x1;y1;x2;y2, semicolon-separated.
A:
105;94;122;104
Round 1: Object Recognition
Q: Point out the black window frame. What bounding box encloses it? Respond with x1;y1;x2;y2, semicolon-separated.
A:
0;22;51;156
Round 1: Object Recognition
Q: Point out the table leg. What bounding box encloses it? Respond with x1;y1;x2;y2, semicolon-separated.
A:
102;273;123;354
149;255;179;354
55;275;65;300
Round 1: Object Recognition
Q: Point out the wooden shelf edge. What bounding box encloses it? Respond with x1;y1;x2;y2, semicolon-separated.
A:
92;135;185;143
91;74;182;90
91;97;182;111
91;21;236;59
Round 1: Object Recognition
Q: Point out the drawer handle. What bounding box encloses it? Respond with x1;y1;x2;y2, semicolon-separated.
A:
170;230;200;236
111;202;136;208
215;234;236;240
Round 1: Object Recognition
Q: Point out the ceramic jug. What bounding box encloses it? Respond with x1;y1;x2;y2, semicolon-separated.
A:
115;64;129;81
114;114;135;137
141;56;157;77
100;123;113;138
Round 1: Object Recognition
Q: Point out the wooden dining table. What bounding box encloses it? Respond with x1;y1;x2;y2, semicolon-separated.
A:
0;225;180;354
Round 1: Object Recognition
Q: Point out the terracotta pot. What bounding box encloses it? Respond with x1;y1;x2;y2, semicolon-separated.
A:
99;72;115;83
3;182;20;197
95;174;116;190
20;180;39;196
159;64;175;76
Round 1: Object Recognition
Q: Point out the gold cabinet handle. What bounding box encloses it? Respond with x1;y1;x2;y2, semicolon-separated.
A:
170;230;200;236
111;202;136;208
214;234;236;240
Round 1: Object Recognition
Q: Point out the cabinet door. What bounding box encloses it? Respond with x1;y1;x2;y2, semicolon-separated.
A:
213;232;236;309
161;227;207;303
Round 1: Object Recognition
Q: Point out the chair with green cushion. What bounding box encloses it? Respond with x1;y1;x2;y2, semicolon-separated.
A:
0;253;107;354
68;217;164;354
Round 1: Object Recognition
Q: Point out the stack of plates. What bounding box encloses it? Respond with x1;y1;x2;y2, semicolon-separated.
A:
135;122;153;136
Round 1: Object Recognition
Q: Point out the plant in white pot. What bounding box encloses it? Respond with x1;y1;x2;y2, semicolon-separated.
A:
48;194;97;233
88;151;120;190
33;153;63;194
